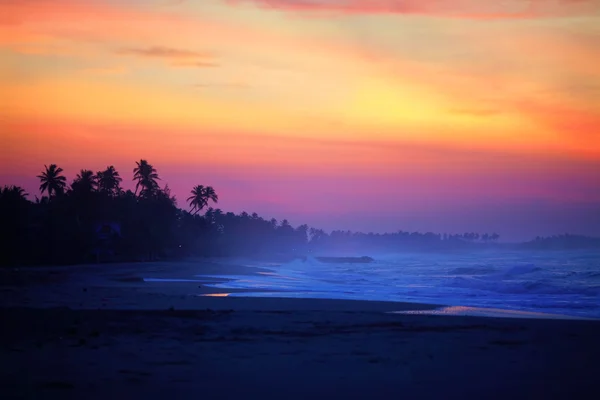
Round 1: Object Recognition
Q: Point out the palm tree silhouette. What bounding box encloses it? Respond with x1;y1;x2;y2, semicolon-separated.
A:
71;169;98;194
187;185;218;215
37;164;67;198
133;159;159;197
97;165;123;196
0;185;28;202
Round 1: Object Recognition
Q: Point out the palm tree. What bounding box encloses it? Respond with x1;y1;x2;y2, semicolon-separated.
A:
97;165;122;196
0;185;28;203
187;185;206;215
37;164;67;198
133;159;159;197
71;169;97;194
187;185;218;215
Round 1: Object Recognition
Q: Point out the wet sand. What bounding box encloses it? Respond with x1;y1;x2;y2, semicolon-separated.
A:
1;261;599;399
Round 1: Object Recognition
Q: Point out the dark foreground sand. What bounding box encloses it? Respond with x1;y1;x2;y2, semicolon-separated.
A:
1;261;599;399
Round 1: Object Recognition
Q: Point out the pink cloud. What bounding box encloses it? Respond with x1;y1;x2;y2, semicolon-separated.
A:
115;46;219;68
227;0;599;19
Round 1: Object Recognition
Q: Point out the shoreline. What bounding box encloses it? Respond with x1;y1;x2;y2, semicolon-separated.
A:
1;258;596;320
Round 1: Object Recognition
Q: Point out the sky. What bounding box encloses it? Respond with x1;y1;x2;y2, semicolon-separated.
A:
1;0;599;241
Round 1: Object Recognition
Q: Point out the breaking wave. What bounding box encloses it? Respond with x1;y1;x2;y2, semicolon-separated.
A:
197;250;600;318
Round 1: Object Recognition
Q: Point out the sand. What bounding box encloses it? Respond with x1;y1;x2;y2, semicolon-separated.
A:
1;260;599;399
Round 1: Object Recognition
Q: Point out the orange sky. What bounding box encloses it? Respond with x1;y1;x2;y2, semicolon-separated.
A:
1;0;599;239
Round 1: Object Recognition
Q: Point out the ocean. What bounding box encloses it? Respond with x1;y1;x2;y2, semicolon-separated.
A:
197;250;600;319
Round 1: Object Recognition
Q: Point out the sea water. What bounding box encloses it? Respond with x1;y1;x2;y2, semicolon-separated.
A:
197;250;600;319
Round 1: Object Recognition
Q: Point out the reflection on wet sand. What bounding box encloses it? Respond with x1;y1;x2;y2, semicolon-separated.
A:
391;306;595;320
200;293;230;297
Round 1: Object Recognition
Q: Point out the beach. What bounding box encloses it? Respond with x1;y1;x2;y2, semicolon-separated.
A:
1;260;599;399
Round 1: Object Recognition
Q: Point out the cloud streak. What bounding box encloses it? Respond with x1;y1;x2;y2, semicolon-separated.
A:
116;46;211;59
228;0;599;19
115;46;218;67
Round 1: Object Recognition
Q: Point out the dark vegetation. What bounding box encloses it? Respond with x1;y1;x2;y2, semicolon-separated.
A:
521;234;600;250
1;160;598;266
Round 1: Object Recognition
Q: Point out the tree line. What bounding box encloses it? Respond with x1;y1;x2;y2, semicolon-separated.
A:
2;160;328;266
0;160;223;265
522;234;600;250
11;158;598;267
